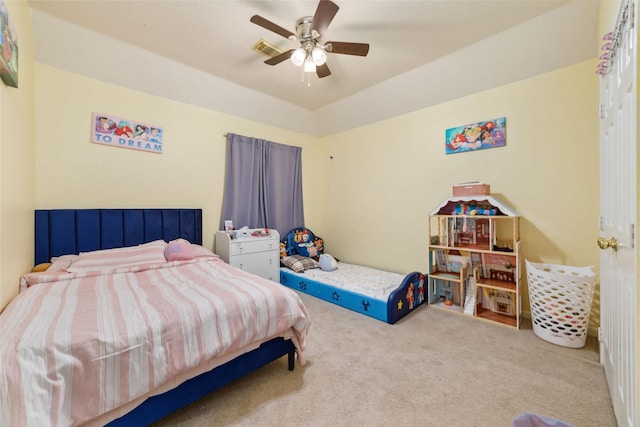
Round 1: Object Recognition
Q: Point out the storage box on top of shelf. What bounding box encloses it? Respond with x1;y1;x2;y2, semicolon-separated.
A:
452;182;490;197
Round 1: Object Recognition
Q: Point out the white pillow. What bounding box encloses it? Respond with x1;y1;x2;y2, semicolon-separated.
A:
319;254;338;271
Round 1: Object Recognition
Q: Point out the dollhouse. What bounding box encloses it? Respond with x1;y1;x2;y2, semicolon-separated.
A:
428;195;521;328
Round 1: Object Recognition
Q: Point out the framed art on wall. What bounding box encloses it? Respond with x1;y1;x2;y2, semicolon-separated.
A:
445;117;506;155
0;0;18;88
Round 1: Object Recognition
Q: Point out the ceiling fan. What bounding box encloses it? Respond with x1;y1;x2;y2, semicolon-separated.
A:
250;0;370;79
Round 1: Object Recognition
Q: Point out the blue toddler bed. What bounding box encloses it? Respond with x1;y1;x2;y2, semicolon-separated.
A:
279;228;425;324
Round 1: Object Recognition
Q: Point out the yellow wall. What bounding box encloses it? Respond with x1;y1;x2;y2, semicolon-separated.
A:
321;60;600;318
32;60;599;322
34;64;323;252
0;0;36;310
3;20;601;331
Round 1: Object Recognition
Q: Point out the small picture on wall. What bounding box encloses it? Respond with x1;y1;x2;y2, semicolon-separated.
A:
445;117;506;155
0;0;19;88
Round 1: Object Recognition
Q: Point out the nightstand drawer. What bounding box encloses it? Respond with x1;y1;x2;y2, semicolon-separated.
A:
228;252;279;281
214;230;280;282
229;238;278;255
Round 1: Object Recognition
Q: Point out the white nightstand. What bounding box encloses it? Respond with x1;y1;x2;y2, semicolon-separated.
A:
214;229;280;281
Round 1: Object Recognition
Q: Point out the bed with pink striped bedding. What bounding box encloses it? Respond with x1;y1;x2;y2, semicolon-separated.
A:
0;253;311;427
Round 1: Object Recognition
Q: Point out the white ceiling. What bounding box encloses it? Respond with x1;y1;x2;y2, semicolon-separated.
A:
28;0;600;136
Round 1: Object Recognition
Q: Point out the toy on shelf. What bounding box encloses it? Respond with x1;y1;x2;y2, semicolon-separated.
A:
453;202;497;216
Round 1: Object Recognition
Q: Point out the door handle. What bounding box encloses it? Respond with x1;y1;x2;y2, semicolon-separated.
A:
597;236;618;251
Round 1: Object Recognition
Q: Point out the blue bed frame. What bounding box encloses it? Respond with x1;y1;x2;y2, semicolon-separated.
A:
34;208;296;426
280;268;426;324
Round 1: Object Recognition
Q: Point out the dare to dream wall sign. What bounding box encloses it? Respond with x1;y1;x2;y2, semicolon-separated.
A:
445;117;506;155
92;113;163;154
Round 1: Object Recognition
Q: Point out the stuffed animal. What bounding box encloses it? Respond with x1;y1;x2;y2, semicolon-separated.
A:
319;254;338;271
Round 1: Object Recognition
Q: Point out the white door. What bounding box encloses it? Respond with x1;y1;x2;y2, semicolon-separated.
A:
598;1;637;426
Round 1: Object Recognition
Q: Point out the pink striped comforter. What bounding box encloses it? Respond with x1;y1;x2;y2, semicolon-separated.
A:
0;257;311;427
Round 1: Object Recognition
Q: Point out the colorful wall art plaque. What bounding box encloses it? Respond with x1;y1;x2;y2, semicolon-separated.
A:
92;113;163;154
0;0;18;88
445;117;506;155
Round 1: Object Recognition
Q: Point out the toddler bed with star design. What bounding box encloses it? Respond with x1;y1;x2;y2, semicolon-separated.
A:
279;228;426;324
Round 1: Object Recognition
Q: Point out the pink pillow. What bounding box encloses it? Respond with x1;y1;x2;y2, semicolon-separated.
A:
165;239;195;261
48;254;78;272
67;240;167;272
191;244;218;258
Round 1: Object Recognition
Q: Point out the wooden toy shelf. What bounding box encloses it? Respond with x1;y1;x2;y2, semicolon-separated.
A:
428;195;521;329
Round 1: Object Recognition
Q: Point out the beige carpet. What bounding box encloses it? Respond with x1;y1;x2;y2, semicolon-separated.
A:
152;292;616;427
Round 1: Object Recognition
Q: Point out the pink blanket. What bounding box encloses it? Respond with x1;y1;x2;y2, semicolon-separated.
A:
0;257;311;426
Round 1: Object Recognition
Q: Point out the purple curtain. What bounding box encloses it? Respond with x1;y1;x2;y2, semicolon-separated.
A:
220;133;304;237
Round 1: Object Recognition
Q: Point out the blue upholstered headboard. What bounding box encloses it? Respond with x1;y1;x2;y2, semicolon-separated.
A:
35;209;202;265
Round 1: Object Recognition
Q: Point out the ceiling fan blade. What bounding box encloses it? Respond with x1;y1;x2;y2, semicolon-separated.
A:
316;63;331;78
311;0;339;36
250;15;295;40
264;49;294;66
325;41;370;57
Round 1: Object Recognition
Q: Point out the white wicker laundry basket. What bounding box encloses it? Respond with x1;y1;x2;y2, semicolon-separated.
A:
525;260;596;348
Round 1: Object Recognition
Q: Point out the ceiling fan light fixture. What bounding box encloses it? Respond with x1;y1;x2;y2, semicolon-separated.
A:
311;46;326;66
251;0;369;82
291;48;306;66
303;56;316;73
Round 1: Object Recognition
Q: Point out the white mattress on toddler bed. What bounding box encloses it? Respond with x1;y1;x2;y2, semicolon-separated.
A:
280;261;426;324
286;262;406;301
